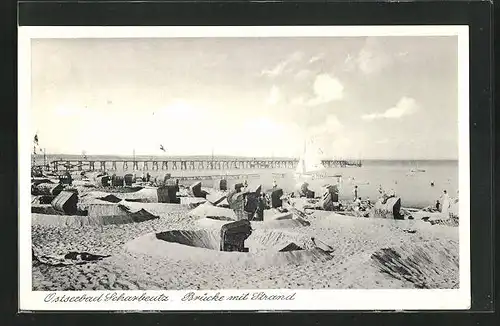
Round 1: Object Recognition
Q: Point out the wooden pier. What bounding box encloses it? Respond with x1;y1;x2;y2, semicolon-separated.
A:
48;158;362;172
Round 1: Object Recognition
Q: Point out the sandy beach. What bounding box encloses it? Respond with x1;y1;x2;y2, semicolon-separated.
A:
32;183;459;291
21;29;475;313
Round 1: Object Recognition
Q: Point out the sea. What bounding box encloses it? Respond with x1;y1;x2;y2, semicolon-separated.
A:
34;155;459;209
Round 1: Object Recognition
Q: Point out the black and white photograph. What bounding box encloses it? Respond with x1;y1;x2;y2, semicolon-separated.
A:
19;26;470;311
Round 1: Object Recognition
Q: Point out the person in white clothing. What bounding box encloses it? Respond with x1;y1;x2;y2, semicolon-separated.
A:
440;190;451;217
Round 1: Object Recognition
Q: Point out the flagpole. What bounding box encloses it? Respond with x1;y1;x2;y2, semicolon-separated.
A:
32;145;36;168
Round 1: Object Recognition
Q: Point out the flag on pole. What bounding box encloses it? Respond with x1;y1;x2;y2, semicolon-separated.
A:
34;134;39;145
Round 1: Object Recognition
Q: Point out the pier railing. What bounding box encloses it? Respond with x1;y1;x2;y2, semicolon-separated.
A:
46;158;362;172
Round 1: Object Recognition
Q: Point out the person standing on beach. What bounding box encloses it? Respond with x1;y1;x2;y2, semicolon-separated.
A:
440;190;451;217
435;200;441;211
356;197;362;208
353;185;358;201
254;192;266;221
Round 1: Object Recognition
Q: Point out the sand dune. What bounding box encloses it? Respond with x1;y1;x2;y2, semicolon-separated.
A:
124;229;328;269
32;199;459;290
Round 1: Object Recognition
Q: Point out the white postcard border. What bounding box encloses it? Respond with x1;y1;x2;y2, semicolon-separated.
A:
18;25;470;311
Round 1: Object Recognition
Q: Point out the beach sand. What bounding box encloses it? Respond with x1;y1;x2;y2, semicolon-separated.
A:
32;197;459;291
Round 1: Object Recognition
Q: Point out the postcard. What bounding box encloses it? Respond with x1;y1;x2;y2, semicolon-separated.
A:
19;25;470;311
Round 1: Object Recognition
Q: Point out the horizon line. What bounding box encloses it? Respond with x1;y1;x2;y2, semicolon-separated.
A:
34;153;459;161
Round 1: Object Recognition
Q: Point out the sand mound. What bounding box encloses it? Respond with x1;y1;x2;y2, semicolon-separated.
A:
263;209;293;222
245;229;314;253
119;188;158;202
253;218;310;229
120;201;190;215
370;240;459;289
104;186;144;193
194;217;310;230
188;203;236;220
32;205;159;227
180;197;207;206
32;205;62;215
195;218;228;229
156;230;220;250
257;248;332;267
78;191;117;209
124;229;328;268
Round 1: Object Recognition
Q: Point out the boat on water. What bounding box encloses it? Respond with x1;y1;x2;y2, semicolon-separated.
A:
407;159;426;174
294;140;342;182
407;165;426;175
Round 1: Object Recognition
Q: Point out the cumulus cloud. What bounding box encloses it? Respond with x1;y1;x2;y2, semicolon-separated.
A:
260;51;304;78
294;69;314;81
343;37;406;75
362;97;419;121
306;73;344;106
266;85;281;106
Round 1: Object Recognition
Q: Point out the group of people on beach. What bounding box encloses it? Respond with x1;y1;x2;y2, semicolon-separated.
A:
435;189;459;216
229;179;269;221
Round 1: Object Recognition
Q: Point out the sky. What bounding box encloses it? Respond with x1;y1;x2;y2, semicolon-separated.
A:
30;36;459;159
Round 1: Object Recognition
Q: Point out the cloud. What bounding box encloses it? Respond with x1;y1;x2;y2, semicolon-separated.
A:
306;73;344;106
356;38;393;75
266;85;281;106
362;97;419;121
308;53;325;64
342;53;357;72
260;61;287;78
361;113;379;120
260;51;304;78
384;97;418;118
294;69;314;81
349;38;412;75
